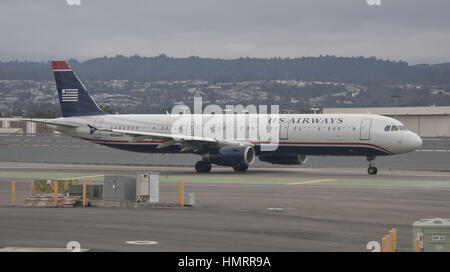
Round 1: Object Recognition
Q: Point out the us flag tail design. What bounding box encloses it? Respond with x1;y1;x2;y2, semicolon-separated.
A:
52;61;106;117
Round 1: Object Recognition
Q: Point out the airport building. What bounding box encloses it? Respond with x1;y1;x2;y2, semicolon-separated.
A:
0;118;54;134
323;106;450;137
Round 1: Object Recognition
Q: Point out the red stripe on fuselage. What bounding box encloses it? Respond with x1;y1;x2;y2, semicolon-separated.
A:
80;137;164;143
80;137;392;154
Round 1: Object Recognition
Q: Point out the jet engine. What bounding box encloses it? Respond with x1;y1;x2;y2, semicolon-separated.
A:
258;154;308;165
203;146;255;167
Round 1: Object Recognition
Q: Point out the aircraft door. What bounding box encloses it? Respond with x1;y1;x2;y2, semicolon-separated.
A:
191;119;202;138
93;118;104;139
360;118;372;140
279;122;289;140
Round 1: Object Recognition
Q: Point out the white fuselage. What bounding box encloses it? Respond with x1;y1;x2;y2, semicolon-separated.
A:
48;113;422;157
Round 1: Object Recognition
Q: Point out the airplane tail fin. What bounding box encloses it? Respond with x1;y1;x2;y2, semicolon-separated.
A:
52;61;106;117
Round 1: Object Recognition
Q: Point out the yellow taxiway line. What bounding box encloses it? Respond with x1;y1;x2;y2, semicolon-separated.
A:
287;178;336;185
59;174;106;181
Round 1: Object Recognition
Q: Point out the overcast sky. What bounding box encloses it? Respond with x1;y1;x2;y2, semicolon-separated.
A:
1;0;449;64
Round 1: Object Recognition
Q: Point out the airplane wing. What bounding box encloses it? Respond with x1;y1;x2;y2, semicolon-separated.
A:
101;128;254;152
20;118;79;128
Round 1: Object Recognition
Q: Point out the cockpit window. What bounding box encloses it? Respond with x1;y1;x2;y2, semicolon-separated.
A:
386;124;408;132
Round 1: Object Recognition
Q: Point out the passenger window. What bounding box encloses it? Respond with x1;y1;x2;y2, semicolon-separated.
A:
384;125;390;131
391;125;398;131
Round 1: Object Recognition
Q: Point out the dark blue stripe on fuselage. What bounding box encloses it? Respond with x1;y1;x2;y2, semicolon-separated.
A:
100;143;389;156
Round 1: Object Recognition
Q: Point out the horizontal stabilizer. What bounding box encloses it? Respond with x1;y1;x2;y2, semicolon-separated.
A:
20;118;79;128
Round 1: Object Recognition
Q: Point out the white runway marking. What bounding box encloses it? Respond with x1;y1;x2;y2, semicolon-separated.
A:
417;150;450;152
268;208;285;211
126;241;158;245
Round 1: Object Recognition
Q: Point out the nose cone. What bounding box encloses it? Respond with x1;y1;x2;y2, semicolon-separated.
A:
410;133;423;151
389;132;423;155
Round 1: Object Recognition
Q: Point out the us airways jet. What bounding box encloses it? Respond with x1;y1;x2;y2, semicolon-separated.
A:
25;61;422;175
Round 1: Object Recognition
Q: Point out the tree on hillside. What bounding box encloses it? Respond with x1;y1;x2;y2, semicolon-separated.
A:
100;104;114;114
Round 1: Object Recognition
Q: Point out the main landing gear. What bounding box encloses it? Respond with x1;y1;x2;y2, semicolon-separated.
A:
194;161;249;173
232;162;249;172
366;155;378;175
195;161;212;173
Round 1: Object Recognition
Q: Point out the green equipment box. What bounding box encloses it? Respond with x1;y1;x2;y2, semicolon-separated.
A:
69;184;103;199
413;218;450;252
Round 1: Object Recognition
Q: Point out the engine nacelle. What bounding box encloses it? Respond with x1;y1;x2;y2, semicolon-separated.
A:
203;146;255;167
258;154;308;165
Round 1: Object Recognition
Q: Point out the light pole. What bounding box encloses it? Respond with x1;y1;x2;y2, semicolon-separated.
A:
5;98;15;118
391;95;401;118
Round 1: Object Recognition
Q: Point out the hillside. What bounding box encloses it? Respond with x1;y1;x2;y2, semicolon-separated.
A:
1;55;449;84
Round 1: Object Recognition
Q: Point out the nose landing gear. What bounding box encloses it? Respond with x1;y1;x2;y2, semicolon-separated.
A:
367;155;378;175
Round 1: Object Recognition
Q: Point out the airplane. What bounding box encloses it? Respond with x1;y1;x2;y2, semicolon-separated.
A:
25;61;423;175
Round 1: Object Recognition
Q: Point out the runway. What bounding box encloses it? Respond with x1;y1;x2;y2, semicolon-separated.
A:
1;162;450;252
1;134;450;170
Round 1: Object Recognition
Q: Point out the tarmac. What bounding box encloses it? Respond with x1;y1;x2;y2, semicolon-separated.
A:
1;162;450;252
1;134;450;170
